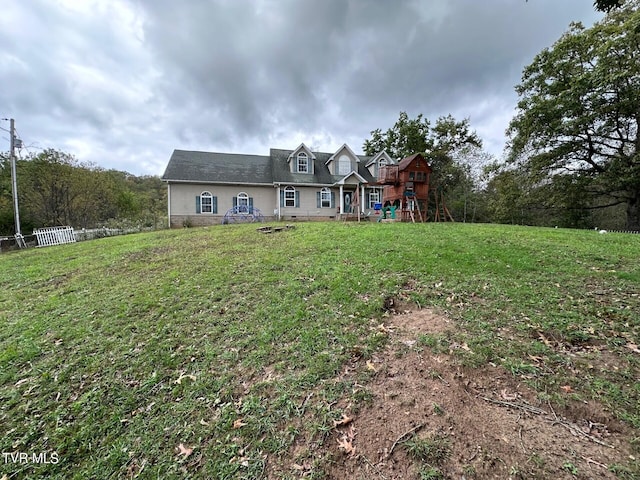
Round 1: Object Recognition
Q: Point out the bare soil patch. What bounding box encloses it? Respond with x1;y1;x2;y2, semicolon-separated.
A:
276;307;635;479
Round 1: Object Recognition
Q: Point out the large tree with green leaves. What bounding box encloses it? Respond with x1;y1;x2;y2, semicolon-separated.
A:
507;3;640;230
363;112;481;161
594;0;624;12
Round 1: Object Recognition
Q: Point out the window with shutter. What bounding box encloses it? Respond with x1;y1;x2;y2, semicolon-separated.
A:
320;187;331;208
284;186;296;207
200;191;213;213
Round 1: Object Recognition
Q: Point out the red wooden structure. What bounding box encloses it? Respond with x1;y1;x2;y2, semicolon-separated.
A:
377;153;432;222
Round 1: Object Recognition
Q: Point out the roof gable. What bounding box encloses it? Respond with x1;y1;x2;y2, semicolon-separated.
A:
366;150;394;167
334;170;368;185
326;143;360;165
287;143;316;162
398;153;431;171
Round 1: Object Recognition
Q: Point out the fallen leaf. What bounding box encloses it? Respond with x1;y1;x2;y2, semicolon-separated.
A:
626;343;640;354
366;360;377;372
199;419;209;426
538;332;553;347
333;413;353;428
500;389;519;401
233;418;247;429
230;455;250;466
174;372;197;385
175;443;193;458
460;342;473;353
560;385;573;394
528;355;543;364
337;435;355;456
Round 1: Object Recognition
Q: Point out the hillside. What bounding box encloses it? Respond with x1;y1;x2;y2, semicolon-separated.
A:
1;223;638;479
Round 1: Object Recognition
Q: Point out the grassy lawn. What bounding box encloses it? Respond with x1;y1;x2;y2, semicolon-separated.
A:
0;222;638;478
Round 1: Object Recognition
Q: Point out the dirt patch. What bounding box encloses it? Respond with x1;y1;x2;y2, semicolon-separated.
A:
276;308;635;479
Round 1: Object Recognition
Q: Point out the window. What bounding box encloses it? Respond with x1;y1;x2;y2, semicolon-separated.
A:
284;186;296;207
196;191;217;214
320;187;331;208
415;171;427;182
280;186;299;208
405;182;415;198
297;152;309;173
338;155;351;175
236;191;250;213
201;191;213;213
237;192;249;207
368;189;381;209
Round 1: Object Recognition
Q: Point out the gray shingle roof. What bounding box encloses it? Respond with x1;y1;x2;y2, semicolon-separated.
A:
162;150;273;184
162;148;378;185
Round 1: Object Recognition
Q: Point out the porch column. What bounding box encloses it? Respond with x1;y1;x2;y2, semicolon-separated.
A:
167;184;171;228
361;184;366;213
339;185;344;214
276;185;281;220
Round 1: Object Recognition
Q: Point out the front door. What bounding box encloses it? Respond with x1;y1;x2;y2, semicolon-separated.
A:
344;192;352;213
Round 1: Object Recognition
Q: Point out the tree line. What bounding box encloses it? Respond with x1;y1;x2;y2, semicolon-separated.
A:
0;149;166;236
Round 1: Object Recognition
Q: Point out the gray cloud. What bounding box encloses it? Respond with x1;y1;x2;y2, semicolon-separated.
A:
0;0;602;175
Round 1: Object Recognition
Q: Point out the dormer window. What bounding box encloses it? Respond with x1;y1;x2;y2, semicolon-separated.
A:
289;143;315;173
297;152;309;173
338;155;351;175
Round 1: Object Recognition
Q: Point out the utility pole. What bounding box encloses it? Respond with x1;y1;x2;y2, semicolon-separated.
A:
8;119;24;247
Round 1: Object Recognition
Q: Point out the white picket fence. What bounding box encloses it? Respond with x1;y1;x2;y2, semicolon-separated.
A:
34;226;76;247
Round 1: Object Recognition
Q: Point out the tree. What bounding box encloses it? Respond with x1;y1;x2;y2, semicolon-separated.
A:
21;149;79;226
363;111;431;159
0;149;167;235
449;145;495;223
363;112;482;160
594;0;624;12
507;4;640;230
526;0;623;13
485;167;532;225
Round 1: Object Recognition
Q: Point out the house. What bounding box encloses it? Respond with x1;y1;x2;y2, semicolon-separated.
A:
161;143;395;227
378;153;432;222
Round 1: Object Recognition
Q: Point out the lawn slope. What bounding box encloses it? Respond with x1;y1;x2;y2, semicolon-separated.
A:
0;223;638;479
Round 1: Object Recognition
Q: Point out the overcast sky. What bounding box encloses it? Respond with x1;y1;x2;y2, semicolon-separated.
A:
1;0;603;176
